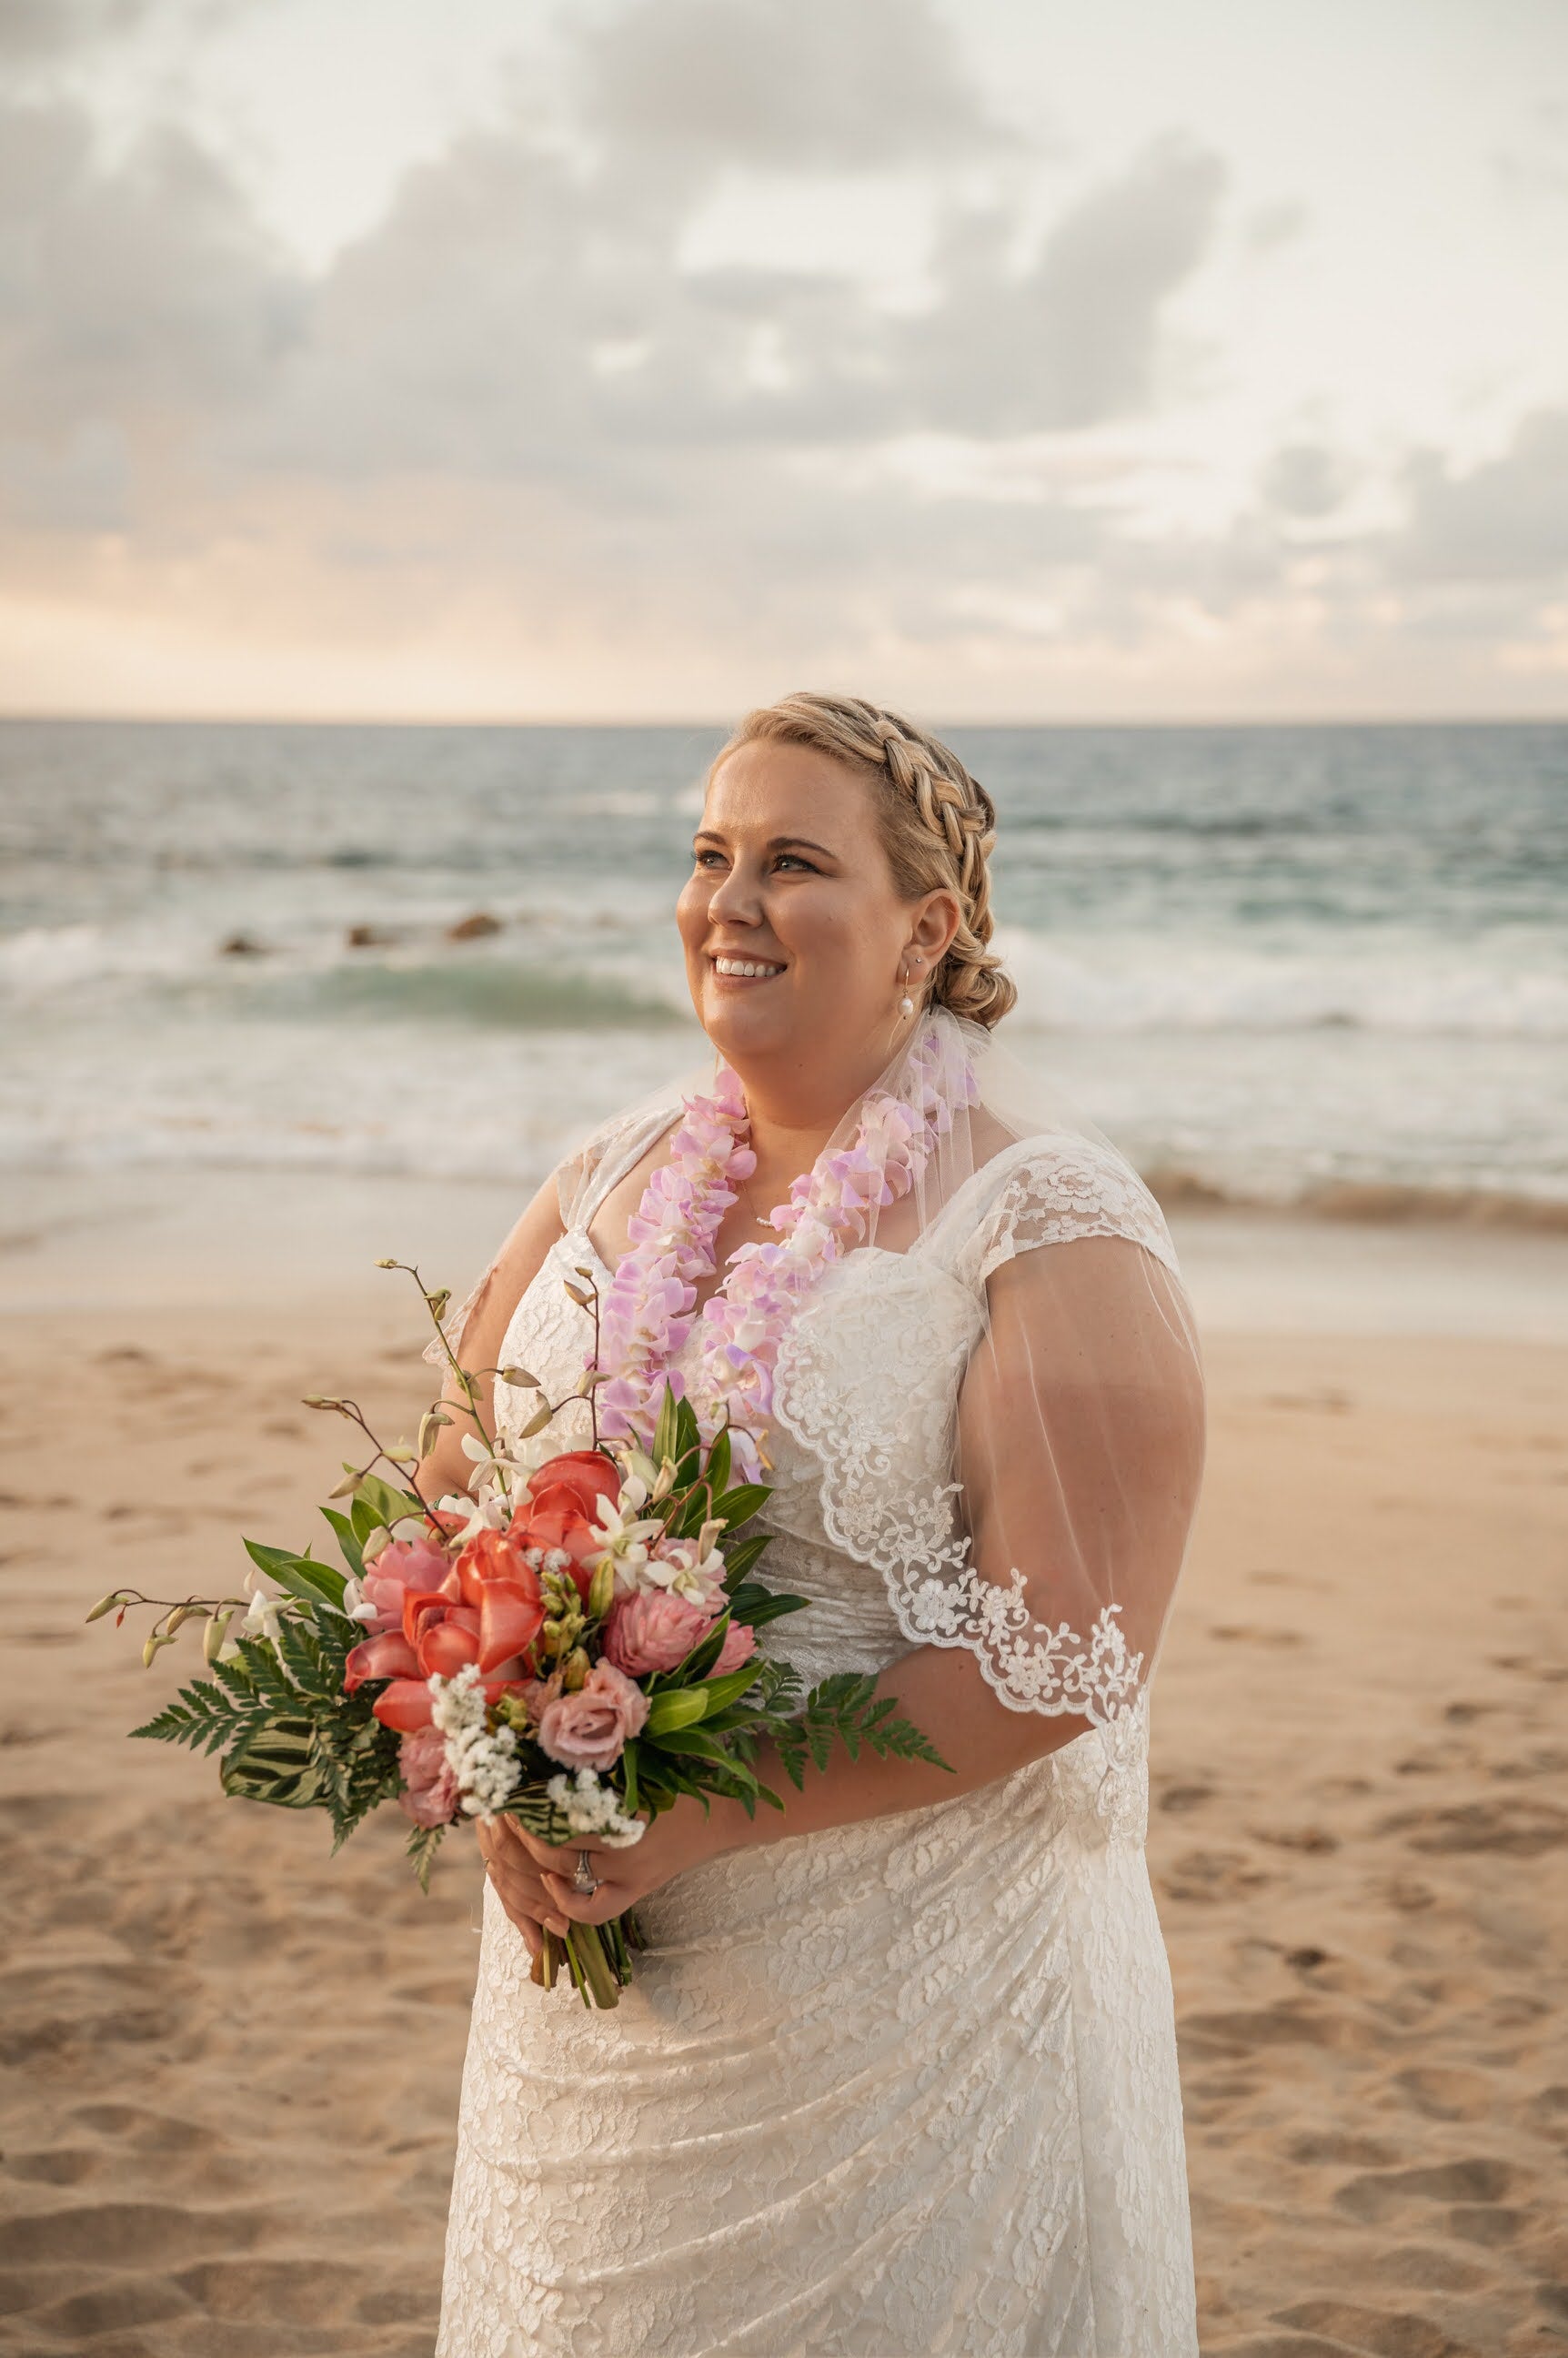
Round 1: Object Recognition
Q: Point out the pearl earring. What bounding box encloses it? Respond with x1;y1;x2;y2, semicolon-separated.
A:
900;960;915;1017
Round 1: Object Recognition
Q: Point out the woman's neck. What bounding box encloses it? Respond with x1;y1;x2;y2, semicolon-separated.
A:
721;1029;912;1189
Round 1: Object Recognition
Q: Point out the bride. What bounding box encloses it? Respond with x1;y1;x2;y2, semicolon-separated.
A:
417;691;1208;2357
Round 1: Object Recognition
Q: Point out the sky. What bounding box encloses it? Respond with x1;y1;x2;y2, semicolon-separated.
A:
1;0;1566;720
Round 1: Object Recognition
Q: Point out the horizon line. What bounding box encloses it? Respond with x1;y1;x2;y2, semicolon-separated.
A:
2;709;1565;731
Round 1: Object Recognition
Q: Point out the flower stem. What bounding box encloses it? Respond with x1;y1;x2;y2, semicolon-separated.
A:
569;1922;620;2010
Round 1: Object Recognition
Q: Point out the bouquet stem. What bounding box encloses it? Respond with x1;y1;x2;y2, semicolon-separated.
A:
529;1916;638;2008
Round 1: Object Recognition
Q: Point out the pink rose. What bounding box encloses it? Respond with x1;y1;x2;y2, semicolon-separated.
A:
397;1726;458;1829
517;1671;564;1725
602;1588;713;1677
361;1533;452;1636
535;1661;649;1772
709;1620;757;1678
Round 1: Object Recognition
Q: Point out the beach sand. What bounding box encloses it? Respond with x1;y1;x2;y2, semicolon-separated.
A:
2;1211;1566;2355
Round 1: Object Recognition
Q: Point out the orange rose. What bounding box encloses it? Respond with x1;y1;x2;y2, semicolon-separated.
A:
348;1528;546;1733
508;1449;621;1601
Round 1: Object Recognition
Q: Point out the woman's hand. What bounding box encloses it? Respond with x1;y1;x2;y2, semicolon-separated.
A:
475;1816;555;1959
510;1792;745;1934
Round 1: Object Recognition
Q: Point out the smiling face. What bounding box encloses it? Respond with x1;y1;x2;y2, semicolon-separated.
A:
677;738;959;1096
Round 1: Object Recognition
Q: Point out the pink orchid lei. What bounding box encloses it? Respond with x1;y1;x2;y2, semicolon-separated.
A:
589;1023;971;1482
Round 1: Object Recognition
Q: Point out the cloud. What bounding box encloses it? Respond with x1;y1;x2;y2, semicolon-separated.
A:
569;0;996;177
0;100;300;539
0;0;1563;717
1394;408;1568;586
1259;440;1352;519
0;0;155;60
899;135;1226;435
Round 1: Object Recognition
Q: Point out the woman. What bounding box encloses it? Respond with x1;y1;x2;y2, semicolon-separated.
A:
419;692;1208;2357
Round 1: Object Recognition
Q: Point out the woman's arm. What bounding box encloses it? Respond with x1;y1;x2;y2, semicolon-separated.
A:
524;1233;1205;1934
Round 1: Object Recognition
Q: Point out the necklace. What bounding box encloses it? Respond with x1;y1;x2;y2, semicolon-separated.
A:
588;1023;960;1481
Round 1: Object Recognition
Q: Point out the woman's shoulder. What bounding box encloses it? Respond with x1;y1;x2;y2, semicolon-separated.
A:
552;1089;685;1230
933;1125;1181;1287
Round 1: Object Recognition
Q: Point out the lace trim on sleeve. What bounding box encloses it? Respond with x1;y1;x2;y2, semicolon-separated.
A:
772;1136;1181;1725
962;1134;1181;1291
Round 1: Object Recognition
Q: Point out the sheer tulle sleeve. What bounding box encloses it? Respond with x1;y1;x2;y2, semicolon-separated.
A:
934;1217;1206;1725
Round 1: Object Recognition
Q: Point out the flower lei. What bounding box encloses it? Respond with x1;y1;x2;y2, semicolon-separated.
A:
589;1023;969;1482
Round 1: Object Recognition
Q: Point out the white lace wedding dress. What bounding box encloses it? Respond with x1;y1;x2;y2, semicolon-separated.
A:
435;1110;1201;2358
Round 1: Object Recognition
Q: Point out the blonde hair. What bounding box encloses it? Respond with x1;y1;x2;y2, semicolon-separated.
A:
708;691;1016;1030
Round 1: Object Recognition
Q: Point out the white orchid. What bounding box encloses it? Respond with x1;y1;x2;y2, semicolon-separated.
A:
437;1486;508;1545
640;1533;728;1611
236;1567;286;1648
337;1574;379;1627
588;1489;668;1594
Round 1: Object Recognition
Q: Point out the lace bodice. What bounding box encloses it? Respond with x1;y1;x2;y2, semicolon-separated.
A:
488;1108;1186;1843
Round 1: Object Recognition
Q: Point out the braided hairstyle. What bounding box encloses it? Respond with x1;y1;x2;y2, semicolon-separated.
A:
709;691;1016;1030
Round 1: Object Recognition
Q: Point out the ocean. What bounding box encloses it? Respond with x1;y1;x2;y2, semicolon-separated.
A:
3;718;1565;1228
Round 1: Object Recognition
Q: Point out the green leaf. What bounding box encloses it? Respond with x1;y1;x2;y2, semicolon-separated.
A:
727;1581;809;1629
243;1540;347;1615
713;1483;770;1531
220;1717;322;1809
642;1687;710;1738
720;1532;771;1586
653;1383;680;1468
357;1473;423;1531
500;1790;577;1844
620;1739;639;1815
704;1426;731;1498
673;1395;700;1463
319;1506;365;1578
696;1661;764;1719
406;1821;447;1892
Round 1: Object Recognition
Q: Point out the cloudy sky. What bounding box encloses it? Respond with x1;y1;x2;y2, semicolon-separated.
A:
2;0;1566;720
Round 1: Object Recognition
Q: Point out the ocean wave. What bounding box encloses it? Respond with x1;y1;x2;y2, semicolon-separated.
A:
1143;1166;1568;1234
259;958;688;1030
3;1111;1562;1233
997;928;1568;1039
5;912;1568;1043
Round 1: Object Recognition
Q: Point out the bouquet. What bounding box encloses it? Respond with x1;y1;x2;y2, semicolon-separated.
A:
90;1257;949;2009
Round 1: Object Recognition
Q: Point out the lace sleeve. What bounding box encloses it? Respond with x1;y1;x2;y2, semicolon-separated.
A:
884;1139;1206;1724
965;1134;1181;1289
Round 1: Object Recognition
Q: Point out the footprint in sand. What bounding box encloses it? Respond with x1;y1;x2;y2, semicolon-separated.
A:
1491;1653;1568;1684
1161;1848;1275;1905
30;2278;197;2340
1179;2000;1364;2059
1157;1782;1214;1815
2;2147;101;2186
1524;2084;1568;2142
0;2199;273;2270
172;2254;380;2327
1284;2131;1402;2168
1211;1624;1308;1647
1269;2298;1477;2356
1381;2243;1493;2292
1332;2154;1519;2227
70;2104;226;2155
1376;1797;1568;1856
1391;2066;1496;2122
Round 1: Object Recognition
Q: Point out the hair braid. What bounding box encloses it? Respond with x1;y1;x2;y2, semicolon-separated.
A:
710;692;1016;1029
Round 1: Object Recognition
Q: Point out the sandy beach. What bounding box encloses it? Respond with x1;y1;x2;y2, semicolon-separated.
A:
2;1201;1566;2356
